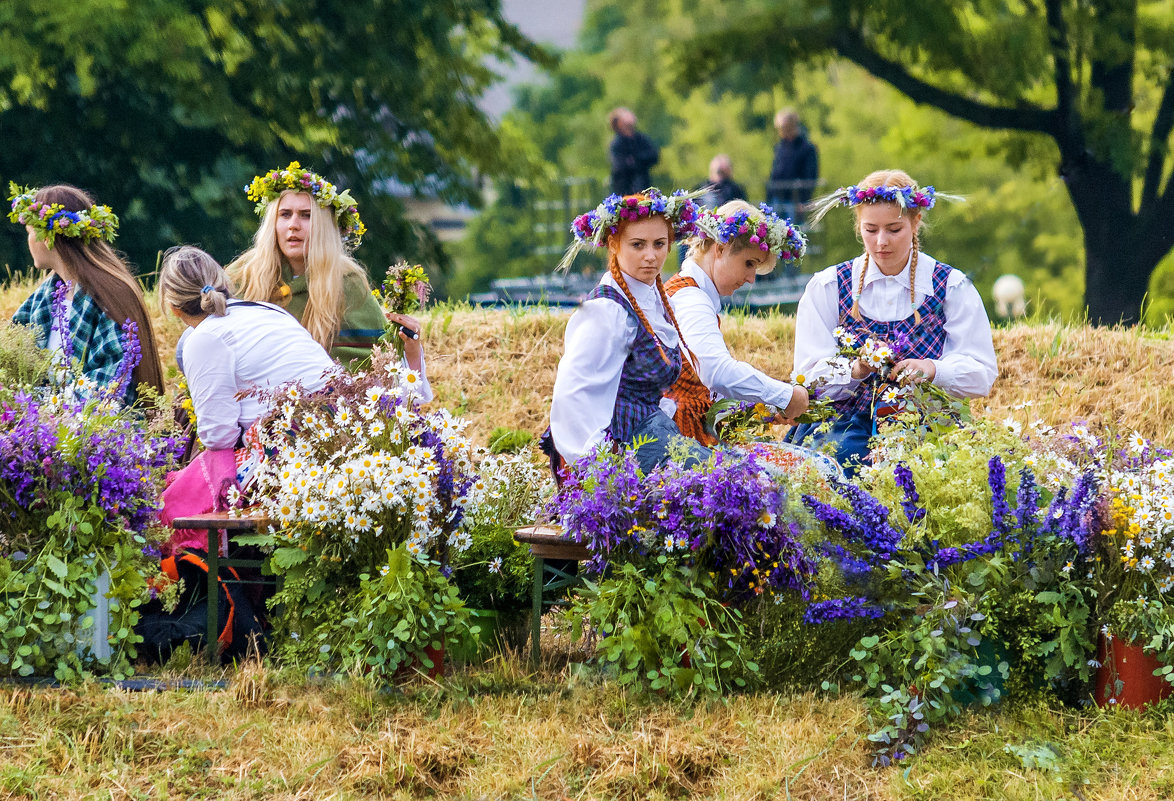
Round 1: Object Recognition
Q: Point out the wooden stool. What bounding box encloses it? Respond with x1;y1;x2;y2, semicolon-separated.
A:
513;524;590;664
170;512;271;662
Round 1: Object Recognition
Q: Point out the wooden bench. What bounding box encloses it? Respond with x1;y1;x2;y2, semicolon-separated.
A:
513;525;590;664
170;511;272;662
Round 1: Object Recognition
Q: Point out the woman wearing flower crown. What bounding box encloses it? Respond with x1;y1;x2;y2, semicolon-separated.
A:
789;169;998;471
548;189;711;474
7;183;164;405
227;163;430;395
664;199;810;445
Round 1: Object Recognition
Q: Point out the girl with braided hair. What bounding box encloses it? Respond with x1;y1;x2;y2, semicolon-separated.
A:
665;199;810;445
790;169;997;472
548;190;712;474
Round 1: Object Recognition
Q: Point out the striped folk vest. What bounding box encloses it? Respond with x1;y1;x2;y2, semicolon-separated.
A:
589;284;683;445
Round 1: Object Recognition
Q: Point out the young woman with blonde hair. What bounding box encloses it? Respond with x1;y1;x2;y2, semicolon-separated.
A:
227;163;427;389
8;183;164;405
665;199;810;444
548;189;710;474
790;169;997;471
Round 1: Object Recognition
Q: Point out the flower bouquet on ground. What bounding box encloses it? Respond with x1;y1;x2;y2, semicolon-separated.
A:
245;348;481;679
1089;429;1174;702
803;416;1104;764
449;453;554;657
547;445;816;695
0;310;180;680
703;399;840;480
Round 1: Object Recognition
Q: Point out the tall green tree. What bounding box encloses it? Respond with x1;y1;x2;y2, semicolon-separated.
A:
0;0;547;279
679;0;1174;324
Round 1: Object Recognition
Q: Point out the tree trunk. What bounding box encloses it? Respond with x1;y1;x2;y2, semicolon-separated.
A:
1083;232;1152;325
1063;158;1149;325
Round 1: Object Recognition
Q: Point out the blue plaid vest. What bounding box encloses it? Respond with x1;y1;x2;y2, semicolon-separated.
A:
589;284;682;444
835;258;952;417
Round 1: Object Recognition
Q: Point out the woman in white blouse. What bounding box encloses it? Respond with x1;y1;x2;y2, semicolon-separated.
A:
161;245;337;452
790;170;997;472
547;189;711;474
664;200;810;444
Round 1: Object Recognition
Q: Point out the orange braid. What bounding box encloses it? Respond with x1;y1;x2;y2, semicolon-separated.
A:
850;252;869;322
909;230;921;325
608;256;672;366
655;274;698;370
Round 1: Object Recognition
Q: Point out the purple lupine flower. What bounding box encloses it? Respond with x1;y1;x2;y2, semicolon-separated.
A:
893;462;925;523
803;596;886;624
988;456;1012;535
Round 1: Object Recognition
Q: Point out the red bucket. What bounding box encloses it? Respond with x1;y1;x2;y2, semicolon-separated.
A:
1095;633;1172;710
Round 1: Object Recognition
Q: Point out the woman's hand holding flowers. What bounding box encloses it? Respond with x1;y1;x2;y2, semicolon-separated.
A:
890;358;936;385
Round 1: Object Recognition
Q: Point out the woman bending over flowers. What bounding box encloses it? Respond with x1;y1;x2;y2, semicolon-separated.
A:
158;246;338;551
665;200;810;444
7;183;164;405
790;169;997;472
548;189;711;474
227;162;431;395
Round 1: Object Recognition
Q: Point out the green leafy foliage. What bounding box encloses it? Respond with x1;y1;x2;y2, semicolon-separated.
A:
567;558;758;697
0;0;549;281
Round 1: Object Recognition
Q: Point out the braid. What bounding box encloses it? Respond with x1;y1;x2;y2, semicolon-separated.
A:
608;256;671;366
909;230;921;325
850;252;868;322
655;274;698;371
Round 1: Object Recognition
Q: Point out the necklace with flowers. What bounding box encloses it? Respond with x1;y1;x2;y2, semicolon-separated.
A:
245;161;366;247
693;204;807;261
557;187;703;272
8;183;119;249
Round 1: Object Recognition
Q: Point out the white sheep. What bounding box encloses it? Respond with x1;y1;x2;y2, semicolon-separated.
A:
991;274;1026;319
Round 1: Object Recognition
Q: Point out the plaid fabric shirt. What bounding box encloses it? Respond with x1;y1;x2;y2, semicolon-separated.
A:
13;275;128;399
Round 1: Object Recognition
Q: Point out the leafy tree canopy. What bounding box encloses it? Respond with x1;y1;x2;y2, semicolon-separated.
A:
0;0;550;281
452;0;1093;318
677;0;1174;324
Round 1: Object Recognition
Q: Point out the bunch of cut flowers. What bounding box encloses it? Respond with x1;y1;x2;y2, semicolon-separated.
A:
0;290;181;680
547;444;817;695
372;260;431;355
246;348;481;678
803;415;1104;764
829;325;962;427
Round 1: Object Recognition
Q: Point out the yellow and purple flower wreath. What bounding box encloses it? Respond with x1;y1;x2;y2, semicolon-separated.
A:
245;161;366;248
7;183;119;249
694;203;807;265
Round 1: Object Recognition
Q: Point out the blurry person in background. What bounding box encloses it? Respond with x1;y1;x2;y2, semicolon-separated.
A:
766;109;819;226
699;154;747;209
608;107;660;196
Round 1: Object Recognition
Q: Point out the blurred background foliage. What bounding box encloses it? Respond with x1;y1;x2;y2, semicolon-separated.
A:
450;0;1174;325
0;0;550;281
1;0;1171;324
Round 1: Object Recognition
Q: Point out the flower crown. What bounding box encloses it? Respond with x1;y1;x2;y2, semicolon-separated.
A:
7;183;119;248
808;181;963;226
245;161;366;247
694;204;807;263
557;188;703;272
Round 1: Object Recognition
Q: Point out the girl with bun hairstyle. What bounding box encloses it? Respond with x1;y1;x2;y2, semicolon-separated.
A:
664;199;810;444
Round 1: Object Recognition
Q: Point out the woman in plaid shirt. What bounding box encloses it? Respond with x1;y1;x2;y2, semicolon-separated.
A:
9;184;164;405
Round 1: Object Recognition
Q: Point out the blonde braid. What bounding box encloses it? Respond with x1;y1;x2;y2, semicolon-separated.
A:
909;230;921;325
608;257;672;366
655;274;698;371
850;252;869;322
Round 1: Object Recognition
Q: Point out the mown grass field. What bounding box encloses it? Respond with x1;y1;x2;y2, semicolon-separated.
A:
3;275;1174;799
